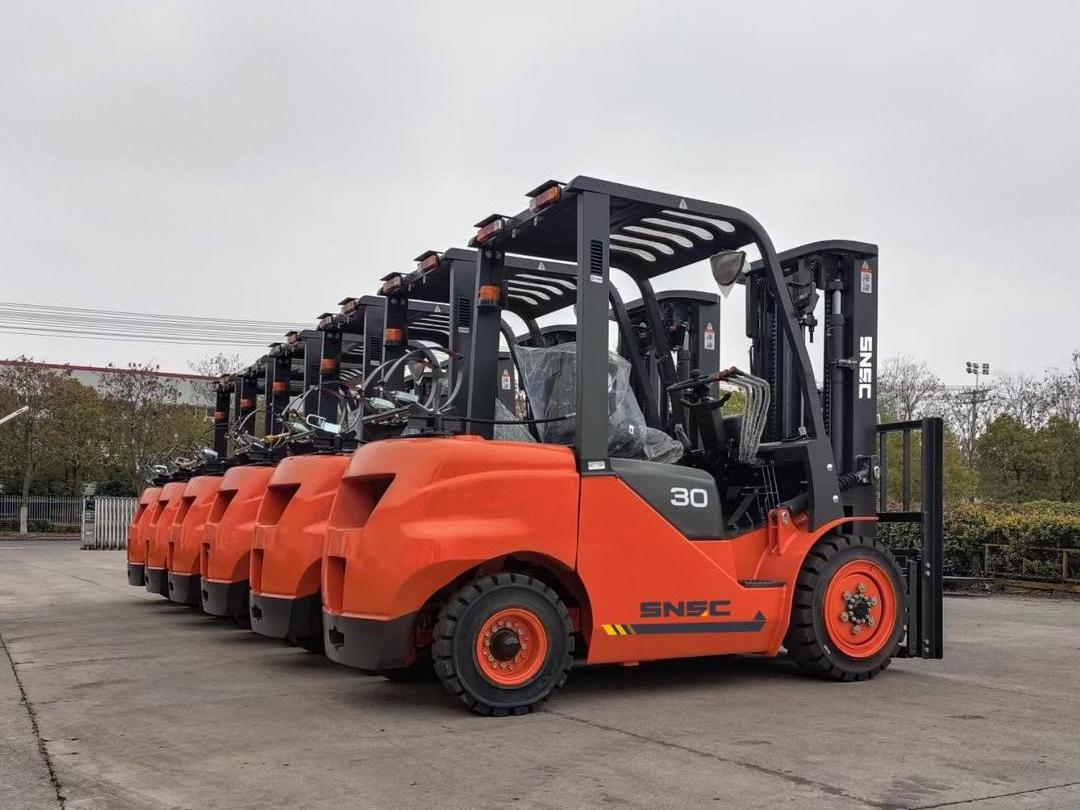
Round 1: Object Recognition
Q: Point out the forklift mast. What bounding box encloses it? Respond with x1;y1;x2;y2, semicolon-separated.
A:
264;341;292;440
748;240;943;659
747;241;878;519
233;361;263;455
211;377;232;458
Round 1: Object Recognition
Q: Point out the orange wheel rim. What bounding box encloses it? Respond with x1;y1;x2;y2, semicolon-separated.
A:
474;607;549;688
823;560;898;659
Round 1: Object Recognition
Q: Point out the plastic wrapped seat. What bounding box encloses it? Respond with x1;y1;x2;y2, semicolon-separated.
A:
516;343;682;462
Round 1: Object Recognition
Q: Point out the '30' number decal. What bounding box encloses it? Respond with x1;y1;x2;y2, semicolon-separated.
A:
670;487;708;508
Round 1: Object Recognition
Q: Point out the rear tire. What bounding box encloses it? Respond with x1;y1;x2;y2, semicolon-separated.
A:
785;533;905;681
433;573;573;716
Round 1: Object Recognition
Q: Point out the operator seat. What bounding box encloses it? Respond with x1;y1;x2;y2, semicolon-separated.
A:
516;343;684;462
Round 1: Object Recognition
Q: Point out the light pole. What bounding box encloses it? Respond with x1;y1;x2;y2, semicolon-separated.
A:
0;405;30;427
965;361;990;464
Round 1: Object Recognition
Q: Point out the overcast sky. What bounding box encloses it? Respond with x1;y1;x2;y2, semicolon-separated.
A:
2;1;1078;385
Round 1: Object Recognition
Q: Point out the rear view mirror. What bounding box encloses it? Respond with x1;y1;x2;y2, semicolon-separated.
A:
709;250;748;298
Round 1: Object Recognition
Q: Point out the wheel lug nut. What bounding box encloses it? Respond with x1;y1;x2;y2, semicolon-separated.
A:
852;624;862;635
843;591;852;600
870;597;878;607
840;612;849;622
867;616;875;627
857;583;866;594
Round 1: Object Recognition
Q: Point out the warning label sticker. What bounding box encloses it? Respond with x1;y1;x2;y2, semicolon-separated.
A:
704;322;716;351
860;261;873;294
501;370;512;390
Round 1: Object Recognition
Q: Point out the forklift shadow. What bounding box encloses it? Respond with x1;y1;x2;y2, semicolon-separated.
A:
333;656;810;719
567;653;801;696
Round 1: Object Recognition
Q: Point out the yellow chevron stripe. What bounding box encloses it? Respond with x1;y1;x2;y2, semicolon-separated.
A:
602;624;617;636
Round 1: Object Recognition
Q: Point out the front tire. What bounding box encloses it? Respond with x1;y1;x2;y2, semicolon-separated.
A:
785;533;905;681
433;573;574;716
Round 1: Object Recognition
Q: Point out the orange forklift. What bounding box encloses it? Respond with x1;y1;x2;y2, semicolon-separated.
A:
199;361;274;623
126;485;162;587
316;177;944;715
163;380;235;606
321;246;691;673
143;477;189;598
247;294;455;649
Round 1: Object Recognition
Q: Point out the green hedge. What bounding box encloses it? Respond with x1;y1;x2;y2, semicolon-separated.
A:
881;500;1080;577
0;518;80;534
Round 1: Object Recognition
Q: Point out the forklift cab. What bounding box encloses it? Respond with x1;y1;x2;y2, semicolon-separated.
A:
318;294;452;443
386;248;664;435
383;248;582;431
469;178;848;526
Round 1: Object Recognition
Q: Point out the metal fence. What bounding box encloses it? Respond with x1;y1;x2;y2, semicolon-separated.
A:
0;495;85;526
80;496;138;550
984;543;1079;584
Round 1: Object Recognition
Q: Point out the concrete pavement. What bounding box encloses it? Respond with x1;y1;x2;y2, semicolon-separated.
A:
1;541;1079;809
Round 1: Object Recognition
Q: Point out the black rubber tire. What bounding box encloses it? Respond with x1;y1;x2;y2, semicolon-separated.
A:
784;533;906;681
433;573;574;716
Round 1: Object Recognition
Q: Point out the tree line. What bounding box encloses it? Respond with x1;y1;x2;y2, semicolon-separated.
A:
879;352;1080;504
4;350;1078;527
0;358;227;532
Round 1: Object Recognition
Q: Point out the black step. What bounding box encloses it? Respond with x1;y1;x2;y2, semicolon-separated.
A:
740;579;784;588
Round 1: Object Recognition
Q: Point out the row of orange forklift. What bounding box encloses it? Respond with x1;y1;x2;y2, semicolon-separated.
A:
126;177;943;715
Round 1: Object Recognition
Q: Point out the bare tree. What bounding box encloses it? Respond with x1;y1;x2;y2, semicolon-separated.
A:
1045;350;1080;423
878;356;943;421
941;387;998;467
992;371;1050;428
187;352;244;408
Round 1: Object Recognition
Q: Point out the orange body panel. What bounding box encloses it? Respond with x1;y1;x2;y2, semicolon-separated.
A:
576;476;868;664
167;476;222;577
250;454;350;601
145;482;187;573
202;465;275;585
126;487;161;566
322;436;579;621
324;435;871;667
